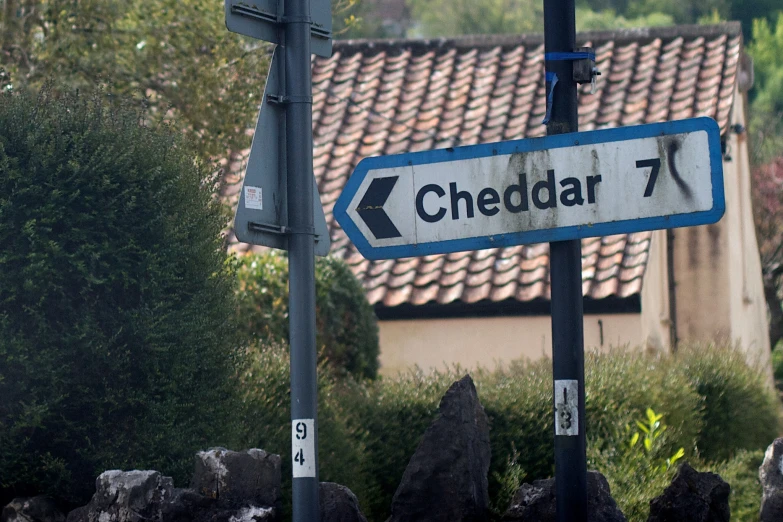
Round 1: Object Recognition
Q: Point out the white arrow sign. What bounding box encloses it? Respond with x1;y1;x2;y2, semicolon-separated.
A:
335;118;725;260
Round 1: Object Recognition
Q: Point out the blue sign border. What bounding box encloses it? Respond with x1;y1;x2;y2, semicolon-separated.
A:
335;117;725;261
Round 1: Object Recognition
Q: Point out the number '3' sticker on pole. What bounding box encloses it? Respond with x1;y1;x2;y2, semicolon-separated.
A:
554;380;579;436
291;419;316;478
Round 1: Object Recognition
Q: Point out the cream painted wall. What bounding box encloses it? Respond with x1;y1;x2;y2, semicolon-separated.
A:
640;230;671;352
669;87;771;377
378;314;643;376
723;90;772;370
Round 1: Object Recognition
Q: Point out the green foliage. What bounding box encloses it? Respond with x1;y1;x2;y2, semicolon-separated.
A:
583;349;703;460
773;345;783;389
406;0;544;37
489;447;527;515
236;345;373;520
588;409;682;521
711;450;765;521
0;87;244;505
628;408;685;471
477;359;555;506
749;13;783;164
576;7;673;31
345;369;458;520
673;342;781;462
333;344;778;520
235;251;380;379
0;0;270;159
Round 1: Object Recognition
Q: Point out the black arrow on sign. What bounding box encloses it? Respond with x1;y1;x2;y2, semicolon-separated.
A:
356;176;402;240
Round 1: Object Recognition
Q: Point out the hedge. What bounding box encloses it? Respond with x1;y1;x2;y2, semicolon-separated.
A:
236;251;380;379
235;345;373;519
0;88;245;506
324;344;780;521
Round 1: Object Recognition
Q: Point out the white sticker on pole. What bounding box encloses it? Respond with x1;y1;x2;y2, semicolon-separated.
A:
244;186;263;210
554;380;579;436
291;419;316;478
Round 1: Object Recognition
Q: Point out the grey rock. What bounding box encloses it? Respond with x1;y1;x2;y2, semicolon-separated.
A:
502;471;626;522
2;496;65;522
319;483;367;522
224;506;276;521
64;507;87;522
388;375;491;522
66;470;174;522
760;438;783;522
191;448;281;510
66;448;283;522
647;462;730;522
158;488;217;522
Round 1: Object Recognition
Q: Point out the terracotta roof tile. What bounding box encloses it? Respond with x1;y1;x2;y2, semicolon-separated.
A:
227;23;742;310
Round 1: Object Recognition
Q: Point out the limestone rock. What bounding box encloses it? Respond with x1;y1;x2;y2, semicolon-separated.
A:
502;471;626;522
66;448;282;522
226;506;276;521
760;438;783;522
2;496;65;522
191;448;281;510
388;375;491;522
66;470;173;522
319;482;367;522
647;462;730;522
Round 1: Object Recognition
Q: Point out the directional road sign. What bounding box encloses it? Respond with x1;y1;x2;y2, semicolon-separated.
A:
234;47;331;256
225;0;332;57
335;117;724;260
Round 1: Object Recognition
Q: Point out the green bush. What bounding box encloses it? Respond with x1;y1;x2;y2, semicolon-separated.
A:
0;88;244;505
236;345;373;519
477;360;554;508
236;251;380;379
338;344;778;520
583;349;703;459
712;449;765;521
343;369;461;520
772;345;783;389
673;342;781;461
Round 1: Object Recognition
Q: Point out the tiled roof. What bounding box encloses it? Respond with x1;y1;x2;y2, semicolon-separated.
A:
226;23;742;310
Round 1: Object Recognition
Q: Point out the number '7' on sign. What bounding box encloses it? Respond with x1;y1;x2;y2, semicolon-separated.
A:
335;117;725;260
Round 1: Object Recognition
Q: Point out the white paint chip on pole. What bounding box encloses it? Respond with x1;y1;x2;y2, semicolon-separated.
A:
554;380;579;436
291;419;316;478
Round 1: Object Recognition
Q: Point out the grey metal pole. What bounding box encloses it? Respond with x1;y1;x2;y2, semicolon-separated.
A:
543;0;588;520
285;0;320;518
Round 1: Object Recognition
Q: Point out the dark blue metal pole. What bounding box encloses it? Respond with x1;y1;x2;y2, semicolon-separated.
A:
285;0;320;518
543;0;588;520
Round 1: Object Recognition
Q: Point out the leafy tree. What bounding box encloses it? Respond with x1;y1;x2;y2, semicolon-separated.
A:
576;7;672;31
748;13;783;165
236;252;380;379
747;14;783;349
753;158;783;349
0;87;245;505
622;0;729;26
406;0;544;37
0;0;360;161
0;0;270;159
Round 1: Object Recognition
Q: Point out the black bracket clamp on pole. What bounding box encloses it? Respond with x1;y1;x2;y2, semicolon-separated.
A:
542;47;600;124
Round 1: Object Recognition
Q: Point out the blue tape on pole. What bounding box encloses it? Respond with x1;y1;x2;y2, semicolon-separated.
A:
542;71;558;125
545;51;595;62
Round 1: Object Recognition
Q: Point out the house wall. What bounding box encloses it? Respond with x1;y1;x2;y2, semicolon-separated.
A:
377;313;643;376
671;87;772;377
375;86;772;379
640;229;671;352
